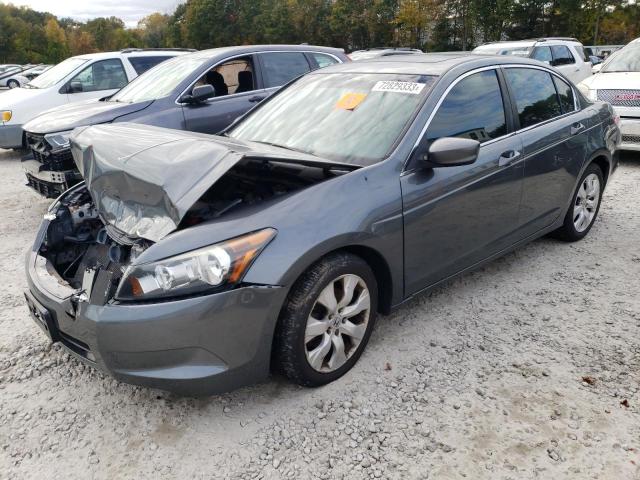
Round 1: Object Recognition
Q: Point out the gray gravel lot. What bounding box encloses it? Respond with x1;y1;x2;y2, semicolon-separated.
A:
0;148;639;479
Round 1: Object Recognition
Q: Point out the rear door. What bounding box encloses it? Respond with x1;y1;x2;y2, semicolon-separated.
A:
182;55;266;134
504;66;588;235
401;68;524;294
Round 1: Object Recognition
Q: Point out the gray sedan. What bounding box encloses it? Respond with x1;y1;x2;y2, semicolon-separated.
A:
24;54;620;396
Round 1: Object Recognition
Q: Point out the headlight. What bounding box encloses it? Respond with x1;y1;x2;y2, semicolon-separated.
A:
44;130;73;152
115;228;276;300
1;110;11;123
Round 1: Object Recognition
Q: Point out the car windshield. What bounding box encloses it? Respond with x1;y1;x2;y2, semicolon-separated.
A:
111;55;208;103
601;46;640;72
229;72;437;166
27;57;87;89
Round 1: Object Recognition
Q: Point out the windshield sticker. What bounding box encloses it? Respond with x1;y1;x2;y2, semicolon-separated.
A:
372;81;426;95
335;92;367;111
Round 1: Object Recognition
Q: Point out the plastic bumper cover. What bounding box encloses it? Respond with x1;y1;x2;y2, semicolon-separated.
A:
24;231;287;396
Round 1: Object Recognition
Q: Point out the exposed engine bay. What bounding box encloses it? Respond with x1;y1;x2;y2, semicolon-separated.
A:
39;158;342;304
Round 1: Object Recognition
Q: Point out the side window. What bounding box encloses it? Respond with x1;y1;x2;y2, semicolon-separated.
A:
426;70;507;144
260;52;311;88
128;56;172;75
193;56;255;97
505;68;562;128
532;46;552;63
310;53;339;69
68;59;128;92
553;76;576;113
551;45;575;65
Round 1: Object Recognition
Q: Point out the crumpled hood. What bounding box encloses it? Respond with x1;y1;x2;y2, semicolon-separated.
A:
71;123;355;243
580;71;640;90
24;98;153;134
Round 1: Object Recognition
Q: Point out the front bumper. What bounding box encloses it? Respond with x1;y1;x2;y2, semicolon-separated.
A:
0;124;23;149
612;110;640;151
22;159;82;198
24;222;287;396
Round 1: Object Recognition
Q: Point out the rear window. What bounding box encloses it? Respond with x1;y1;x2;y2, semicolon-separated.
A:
311;53;339;69
128;56;173;75
532;46;552;63
553;76;576;113
551;45;575;65
505;68;562;129
259;52;311;88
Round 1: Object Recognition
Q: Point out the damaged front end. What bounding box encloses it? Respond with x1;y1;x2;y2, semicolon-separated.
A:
37;184;151;307
33;123;356;307
23;131;82;198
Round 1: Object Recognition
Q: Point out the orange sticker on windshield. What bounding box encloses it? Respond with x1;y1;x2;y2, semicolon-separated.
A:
335;93;367;111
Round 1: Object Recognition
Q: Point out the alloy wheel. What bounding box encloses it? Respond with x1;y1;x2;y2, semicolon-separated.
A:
304;274;371;373
573;173;600;233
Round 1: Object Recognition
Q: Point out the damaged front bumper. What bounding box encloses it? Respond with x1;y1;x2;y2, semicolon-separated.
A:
24;220;287;396
23;158;83;198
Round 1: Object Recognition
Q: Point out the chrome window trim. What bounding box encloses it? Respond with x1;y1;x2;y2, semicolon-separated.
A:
410;63;580;156
410;65;507;152
175;50;342;106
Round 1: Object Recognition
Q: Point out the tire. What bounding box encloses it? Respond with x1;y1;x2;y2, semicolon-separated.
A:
274;252;378;387
551;163;604;242
7;80;19;89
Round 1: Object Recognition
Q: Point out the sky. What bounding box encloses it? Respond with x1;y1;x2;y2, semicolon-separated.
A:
1;0;183;27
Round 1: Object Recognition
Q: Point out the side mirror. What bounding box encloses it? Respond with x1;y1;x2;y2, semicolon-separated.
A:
592;63;603;74
68;81;83;93
414;137;480;169
182;84;215;104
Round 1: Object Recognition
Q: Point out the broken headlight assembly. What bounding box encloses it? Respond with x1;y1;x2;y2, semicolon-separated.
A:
44;130;74;152
115;228;276;301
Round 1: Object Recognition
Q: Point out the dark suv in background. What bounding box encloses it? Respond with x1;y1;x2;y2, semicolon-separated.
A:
22;45;348;197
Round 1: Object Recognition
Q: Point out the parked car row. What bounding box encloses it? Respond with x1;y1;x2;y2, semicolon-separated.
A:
0;48;199;154
2;64;52;89
15;42;620;395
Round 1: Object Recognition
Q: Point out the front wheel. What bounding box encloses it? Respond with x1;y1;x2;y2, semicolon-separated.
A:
274;252;378;387
551;163;604;242
7;80;19;89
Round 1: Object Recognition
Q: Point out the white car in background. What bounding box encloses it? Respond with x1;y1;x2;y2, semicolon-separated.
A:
473;37;592;84
3;64;52;89
578;43;640;151
0;48;193;149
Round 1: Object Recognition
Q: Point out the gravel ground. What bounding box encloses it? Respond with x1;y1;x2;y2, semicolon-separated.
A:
0;149;639;480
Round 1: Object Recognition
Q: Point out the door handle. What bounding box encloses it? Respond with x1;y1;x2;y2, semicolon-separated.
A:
498;150;521;167
570;122;585;135
248;95;266;103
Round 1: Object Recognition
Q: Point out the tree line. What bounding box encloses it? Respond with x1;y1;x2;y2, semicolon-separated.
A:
1;0;639;64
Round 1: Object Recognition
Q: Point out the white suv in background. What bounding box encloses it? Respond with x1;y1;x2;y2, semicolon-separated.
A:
0;48;193;149
473;38;592;84
578;43;640;151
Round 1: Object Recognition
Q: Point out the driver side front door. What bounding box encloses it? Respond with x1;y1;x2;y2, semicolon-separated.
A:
401;68;525;295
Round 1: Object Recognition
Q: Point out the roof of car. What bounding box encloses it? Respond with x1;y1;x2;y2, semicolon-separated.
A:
73;49;192;61
312;53;547;76
476;38;583;49
184;44;345;61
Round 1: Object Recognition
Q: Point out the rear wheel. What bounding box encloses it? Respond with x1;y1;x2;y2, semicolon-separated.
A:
7;80;19;89
552;163;604;242
274;252;378;387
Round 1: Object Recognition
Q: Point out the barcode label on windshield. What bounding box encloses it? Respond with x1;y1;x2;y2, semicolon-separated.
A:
372;81;426;95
